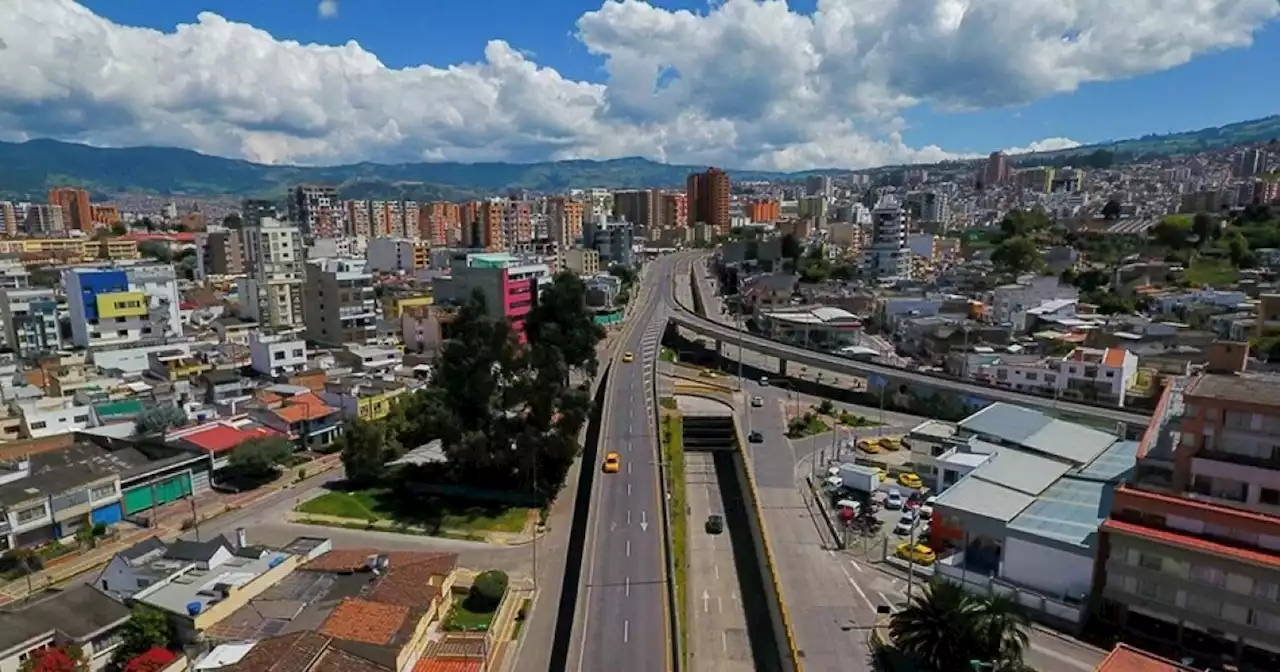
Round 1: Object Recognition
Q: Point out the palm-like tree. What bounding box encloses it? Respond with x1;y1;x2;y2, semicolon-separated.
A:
888;582;1032;671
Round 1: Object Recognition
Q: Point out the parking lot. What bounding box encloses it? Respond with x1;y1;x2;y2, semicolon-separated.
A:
810;451;937;565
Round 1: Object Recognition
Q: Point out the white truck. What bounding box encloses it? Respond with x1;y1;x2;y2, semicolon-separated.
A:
839;464;880;494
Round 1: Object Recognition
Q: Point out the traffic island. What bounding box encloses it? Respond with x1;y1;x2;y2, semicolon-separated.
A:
660;410;689;670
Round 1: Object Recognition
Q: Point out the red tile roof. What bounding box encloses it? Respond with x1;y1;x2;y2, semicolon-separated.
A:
1102;518;1280;569
1094;643;1194;672
410;659;481;672
273;392;338;423
320;599;410;646
180;424;283;455
1103;347;1127;367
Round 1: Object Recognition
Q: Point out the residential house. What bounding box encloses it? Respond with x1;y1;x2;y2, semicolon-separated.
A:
319;377;410;422
0;585;131;672
739;273;797;313
247;389;342;449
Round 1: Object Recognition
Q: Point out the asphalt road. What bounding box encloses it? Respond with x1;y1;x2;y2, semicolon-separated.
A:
572;255;674;672
674;257;1150;427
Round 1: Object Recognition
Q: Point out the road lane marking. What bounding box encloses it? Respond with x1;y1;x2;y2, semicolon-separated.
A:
627;510;631;525
626;540;631;557
625;576;630;597
624;620;630;644
841;565;877;613
850;559;863;572
878;591;895;611
702;590;710;613
722;631;728;653
627;483;632;496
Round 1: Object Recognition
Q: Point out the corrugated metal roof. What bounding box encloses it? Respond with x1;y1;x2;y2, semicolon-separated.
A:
1075;440;1138;482
935;475;1034;523
971;449;1073;497
960;403;1118;465
1008;477;1110;548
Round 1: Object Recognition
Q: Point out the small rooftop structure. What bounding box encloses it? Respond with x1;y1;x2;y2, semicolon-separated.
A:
958;402;1120;466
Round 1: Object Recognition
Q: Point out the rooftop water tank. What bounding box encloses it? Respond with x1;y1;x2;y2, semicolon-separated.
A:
186;601;202;616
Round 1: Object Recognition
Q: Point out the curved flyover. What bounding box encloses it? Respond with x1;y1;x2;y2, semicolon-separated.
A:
662;259;1151;428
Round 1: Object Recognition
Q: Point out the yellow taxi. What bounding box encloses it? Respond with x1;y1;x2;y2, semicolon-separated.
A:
602;451;621;473
896;542;936;566
878;437;903;452
875;468;888;483
622;352;635;363
898;472;923;489
857;438;882;454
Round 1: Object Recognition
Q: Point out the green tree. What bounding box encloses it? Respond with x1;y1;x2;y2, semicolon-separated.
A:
135;405;187;435
1101;199;1122;220
138;240;172;262
607;263;636;287
1150;217;1193;249
1191;213;1217;245
991;236;1042;276
889;582;1031;672
779;233;802;260
997;210;1049;242
467;569;509;612
228;437;293;479
339;418;401;486
113;605;174;665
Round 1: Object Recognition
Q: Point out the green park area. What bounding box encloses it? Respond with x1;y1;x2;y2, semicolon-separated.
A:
296;488;529;535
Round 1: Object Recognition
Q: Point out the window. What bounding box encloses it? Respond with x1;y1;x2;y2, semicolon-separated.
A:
1186;593;1220;616
1222;603;1249;624
1137;552;1164;571
292;349;304;357
16;505;45;523
29;421;46;430
1262;488;1280;506
1254;580;1279;602
1136;579;1177;603
1191;565;1226;587
1226;573;1254;595
117;330;128;337
274;350;284;361
90;484;115;500
1253;610;1280;633
73;415;89;424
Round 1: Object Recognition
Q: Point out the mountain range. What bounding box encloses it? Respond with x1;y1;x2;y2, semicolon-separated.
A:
1;113;1277;201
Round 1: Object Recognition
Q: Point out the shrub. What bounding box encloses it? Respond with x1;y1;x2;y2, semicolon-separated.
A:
467;569;509;612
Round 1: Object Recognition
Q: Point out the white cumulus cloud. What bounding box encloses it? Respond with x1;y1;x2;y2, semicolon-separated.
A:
0;0;1275;170
318;0;338;19
1005;138;1084;155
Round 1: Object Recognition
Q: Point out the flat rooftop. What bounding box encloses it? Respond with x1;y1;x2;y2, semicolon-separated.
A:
138;552;289;617
959;403;1120;465
1184;371;1280;407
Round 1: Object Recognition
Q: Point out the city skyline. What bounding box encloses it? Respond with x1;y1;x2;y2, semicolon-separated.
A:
1;0;1279;171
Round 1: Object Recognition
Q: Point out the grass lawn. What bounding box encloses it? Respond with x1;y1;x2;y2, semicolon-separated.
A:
1185;258;1239;286
661;412;689;668
445;595;496;632
837;411;880;428
659;347;677;362
297;489;529;534
786;412;830;439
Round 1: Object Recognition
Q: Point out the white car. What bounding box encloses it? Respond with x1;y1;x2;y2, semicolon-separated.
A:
920;495;938;519
758;376;770;386
885;489;904;510
751;396;763;407
893;512;917;536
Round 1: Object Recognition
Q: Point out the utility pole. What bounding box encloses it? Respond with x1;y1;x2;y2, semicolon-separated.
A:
905;518;917;605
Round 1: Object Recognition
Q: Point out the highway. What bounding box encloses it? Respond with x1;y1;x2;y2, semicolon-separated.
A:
670;257;1151;428
571;255;674;672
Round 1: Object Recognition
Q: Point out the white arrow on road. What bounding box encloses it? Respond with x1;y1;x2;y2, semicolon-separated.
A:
640;511;649;532
702;590;710;613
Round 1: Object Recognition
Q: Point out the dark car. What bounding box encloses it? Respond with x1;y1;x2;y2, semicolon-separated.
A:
705;514;725;534
748;430;764;443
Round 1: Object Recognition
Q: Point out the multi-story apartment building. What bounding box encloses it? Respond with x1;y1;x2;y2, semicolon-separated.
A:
64;264;182;349
861;196;911;281
805;175;832;198
662;192;688;229
237;218;304;329
746;199;780;223
23;204;66;234
0;202;17;235
90;205;121;228
687;167;731;233
248;331;308;378
367;238;428;274
194;228;245;280
583;214;635;267
402;200;420;240
0;288;60;356
435;252;549;342
963;346;1139;406
303;257;377;346
240;199;278;227
421;201;460;246
47;187;92;231
1095;345;1280;671
548;197;584;248
613;189;661;234
345;199;372;237
287;185;346;237
981;151;1011;187
989;275;1080;330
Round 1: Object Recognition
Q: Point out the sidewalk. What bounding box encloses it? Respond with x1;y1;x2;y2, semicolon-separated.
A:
0;453;343;605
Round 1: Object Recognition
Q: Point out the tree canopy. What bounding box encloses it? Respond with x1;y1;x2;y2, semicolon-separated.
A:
991;236;1042;276
228;437;293;479
889;582;1031;671
113;605;174;666
340;273;604;498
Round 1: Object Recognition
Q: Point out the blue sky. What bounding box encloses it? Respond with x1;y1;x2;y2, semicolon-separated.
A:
8;0;1280;168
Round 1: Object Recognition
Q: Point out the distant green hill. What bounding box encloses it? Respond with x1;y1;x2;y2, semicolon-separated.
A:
1;113;1276;200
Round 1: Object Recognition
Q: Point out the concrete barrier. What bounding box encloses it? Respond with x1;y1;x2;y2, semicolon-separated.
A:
728;417;804;672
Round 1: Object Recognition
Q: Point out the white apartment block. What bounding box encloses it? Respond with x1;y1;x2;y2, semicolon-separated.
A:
989;276;1080;331
249;332;308;378
14;397;94;438
967;346;1139;406
64;264;182;349
367;238;421;274
0;288;60;356
861;196;911;281
239;218;304;328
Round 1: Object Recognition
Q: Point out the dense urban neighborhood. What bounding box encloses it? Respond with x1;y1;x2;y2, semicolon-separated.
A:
0;125;1277;672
